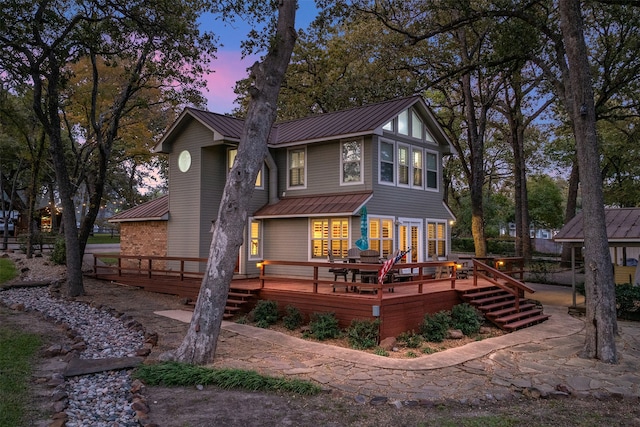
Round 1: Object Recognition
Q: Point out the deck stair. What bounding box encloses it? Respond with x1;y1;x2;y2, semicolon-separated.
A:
459;286;550;331
223;288;259;319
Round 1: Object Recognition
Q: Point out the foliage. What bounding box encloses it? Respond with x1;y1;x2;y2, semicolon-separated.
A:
373;347;389;357
86;233;120;245
49;237;66;265
450;304;483;336
527;174;564;230
422;346;437;355
0;258;17;283
282;305;303;330
252;300;279;328
397;330;423;348
345;318;380;350
133;362;321;395
451;238;516;256
306;312;341;341
0;326;42;426
527;261;553;283
614;284;640;320
420;311;451;343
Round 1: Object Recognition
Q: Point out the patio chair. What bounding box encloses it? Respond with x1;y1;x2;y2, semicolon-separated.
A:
358;250;381;291
347;247;362;285
328;252;349;292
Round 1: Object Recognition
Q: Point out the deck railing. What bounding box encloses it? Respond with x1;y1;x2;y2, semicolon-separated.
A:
472;258;534;311
92;254;208;280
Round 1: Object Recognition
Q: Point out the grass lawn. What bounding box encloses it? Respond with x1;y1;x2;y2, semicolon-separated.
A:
0;323;42;427
87;233;120;244
0;257;17;283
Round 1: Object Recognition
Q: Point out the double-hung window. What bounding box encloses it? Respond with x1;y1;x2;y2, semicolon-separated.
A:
412;148;423;188
248;219;262;260
311;218;349;259
379;141;395;184
368;218;394;258
426;151;438;190
341;139;363;184
397;144;410;186
426;220;446;258
288;148;306;188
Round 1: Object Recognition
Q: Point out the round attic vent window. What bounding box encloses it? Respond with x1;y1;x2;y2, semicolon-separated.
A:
178;150;191;172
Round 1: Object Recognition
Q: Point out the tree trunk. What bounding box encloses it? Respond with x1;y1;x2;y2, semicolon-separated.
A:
561;160;579;267
171;0;297;365
559;0;617;363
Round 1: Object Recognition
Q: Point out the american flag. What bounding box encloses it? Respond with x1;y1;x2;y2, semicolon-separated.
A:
378;248;411;285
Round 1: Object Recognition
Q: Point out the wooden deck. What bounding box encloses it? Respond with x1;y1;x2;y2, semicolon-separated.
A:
89;255;528;339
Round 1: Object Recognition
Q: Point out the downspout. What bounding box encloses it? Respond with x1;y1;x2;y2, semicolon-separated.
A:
265;151;279;205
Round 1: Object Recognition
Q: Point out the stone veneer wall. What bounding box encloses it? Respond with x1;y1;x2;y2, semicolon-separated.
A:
119;221;167;270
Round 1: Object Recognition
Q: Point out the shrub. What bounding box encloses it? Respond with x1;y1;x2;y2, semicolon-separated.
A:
307;312;341;341
50;237;66;265
252;300;279;328
450;303;483;336
346;318;380;349
282;305;303;330
397;330;423;348
615;283;640;320
421;311;451;342
373;347;389;357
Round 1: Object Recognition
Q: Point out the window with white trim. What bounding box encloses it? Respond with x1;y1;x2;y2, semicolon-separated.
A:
228;149;262;187
426;220;446;258
288;147;305;188
311;218;349;259
341;139;363;184
411;111;423;139
398;110;409;135
426;151;438;190
248;219;262;260
412;148;423;188
368;217;394;258
397;144;410;186
382;120;393;131
379;140;394;184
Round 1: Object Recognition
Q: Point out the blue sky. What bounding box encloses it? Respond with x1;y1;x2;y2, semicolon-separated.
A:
200;1;319;113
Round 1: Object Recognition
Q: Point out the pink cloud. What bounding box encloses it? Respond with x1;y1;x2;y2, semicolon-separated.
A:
202;51;258;113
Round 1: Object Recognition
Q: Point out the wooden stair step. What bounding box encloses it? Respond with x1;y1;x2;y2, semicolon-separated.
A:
471;292;513;306
226;298;248;306
494;308;544;324
485;303;536;319
461;288;504;300
501;314;551;331
478;298;526;312
228;291;254;299
224;306;243;313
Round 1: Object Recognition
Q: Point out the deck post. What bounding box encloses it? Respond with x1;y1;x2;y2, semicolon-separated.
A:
259;262;265;289
451;263;456;289
118;257;122;277
93;255;97;275
148;259;152;278
180;260;185;281
313;267;318;293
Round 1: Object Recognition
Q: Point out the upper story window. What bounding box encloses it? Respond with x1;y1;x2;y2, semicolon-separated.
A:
412;148;423;188
397;144;410;186
398;110;409;135
426;151;438;190
288;147;306;188
379;140;395;184
382;120;393;131
411;111;423;139
341;139;363;184
228;148;262;187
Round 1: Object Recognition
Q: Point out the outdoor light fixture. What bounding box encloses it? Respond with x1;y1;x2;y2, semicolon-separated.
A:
256;262;263;268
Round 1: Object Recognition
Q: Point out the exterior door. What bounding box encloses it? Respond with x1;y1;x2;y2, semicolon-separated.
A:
397;219;423;263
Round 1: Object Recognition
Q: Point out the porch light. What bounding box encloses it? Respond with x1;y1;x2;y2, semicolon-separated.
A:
449;220;455;226
256;261;263;268
497;261;504;267
456;263;463;269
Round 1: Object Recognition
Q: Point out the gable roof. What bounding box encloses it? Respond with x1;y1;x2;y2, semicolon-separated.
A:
154;95;451;153
554;208;640;245
253;192;373;219
108;195;169;223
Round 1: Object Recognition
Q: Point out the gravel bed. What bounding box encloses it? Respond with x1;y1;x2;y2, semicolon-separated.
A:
0;286;145;427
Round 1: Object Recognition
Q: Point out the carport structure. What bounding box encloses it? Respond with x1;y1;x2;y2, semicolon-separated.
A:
554;207;640;306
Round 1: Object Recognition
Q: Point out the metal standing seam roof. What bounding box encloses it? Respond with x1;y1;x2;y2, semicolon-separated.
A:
108;195;169;223
155;95;436;152
253;192;373;219
554;208;640;243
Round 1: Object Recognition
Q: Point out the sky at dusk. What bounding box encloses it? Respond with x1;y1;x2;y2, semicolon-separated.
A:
200;1;319;113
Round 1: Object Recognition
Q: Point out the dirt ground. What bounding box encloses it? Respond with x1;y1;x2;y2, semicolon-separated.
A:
3;296;640;427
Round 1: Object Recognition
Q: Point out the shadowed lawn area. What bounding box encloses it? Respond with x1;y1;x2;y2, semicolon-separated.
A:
0;257;17;283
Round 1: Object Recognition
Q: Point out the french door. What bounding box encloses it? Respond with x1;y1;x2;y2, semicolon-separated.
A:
397;218;423;263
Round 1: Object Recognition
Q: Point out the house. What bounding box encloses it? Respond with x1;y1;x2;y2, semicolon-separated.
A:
117;96;455;278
